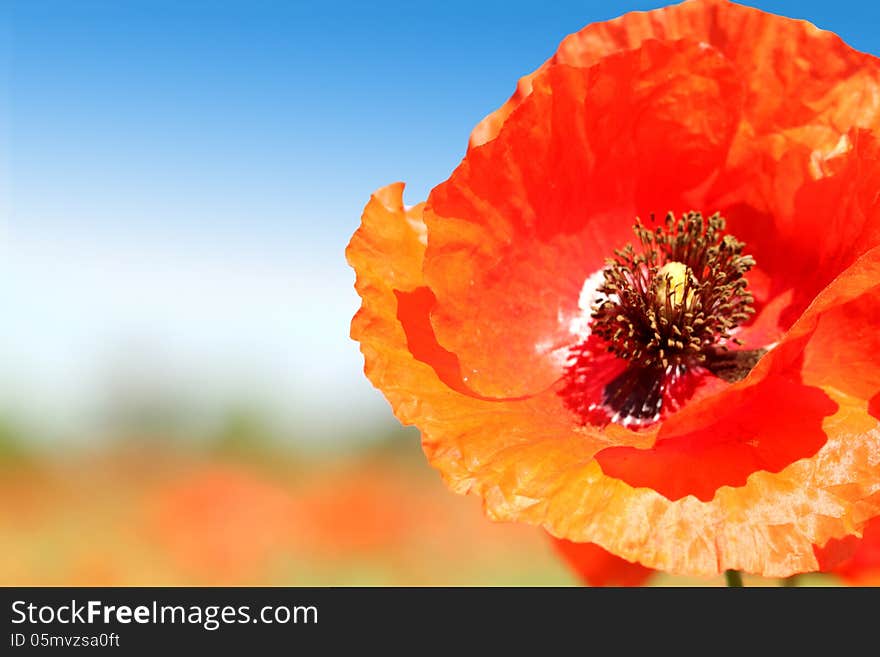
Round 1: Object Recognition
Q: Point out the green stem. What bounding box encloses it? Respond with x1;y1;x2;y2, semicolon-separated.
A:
725;569;744;587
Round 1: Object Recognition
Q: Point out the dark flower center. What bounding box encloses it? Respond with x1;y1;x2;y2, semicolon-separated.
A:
592;211;755;368
563;212;762;427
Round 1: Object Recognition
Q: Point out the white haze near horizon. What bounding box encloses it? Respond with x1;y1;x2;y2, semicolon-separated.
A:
1;225;396;448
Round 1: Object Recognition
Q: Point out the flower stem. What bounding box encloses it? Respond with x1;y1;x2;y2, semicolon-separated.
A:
725;569;744;587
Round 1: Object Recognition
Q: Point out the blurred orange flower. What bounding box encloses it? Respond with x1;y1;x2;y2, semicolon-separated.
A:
289;464;424;557
146;465;293;583
347;0;880;578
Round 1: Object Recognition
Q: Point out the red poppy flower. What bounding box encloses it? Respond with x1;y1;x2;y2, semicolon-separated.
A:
347;0;880;577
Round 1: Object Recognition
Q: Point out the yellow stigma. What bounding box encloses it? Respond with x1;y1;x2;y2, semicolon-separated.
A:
656;261;694;308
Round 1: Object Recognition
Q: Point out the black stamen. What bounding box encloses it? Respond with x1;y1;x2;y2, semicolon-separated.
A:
590;211;755;370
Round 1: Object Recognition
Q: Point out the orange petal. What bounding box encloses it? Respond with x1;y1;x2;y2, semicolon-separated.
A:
594;375;837;502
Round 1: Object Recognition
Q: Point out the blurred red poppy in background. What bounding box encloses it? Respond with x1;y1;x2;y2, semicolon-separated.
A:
348;0;880;577
147;465;293;583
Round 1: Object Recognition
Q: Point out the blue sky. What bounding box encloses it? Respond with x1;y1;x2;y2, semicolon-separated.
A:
4;0;880;445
